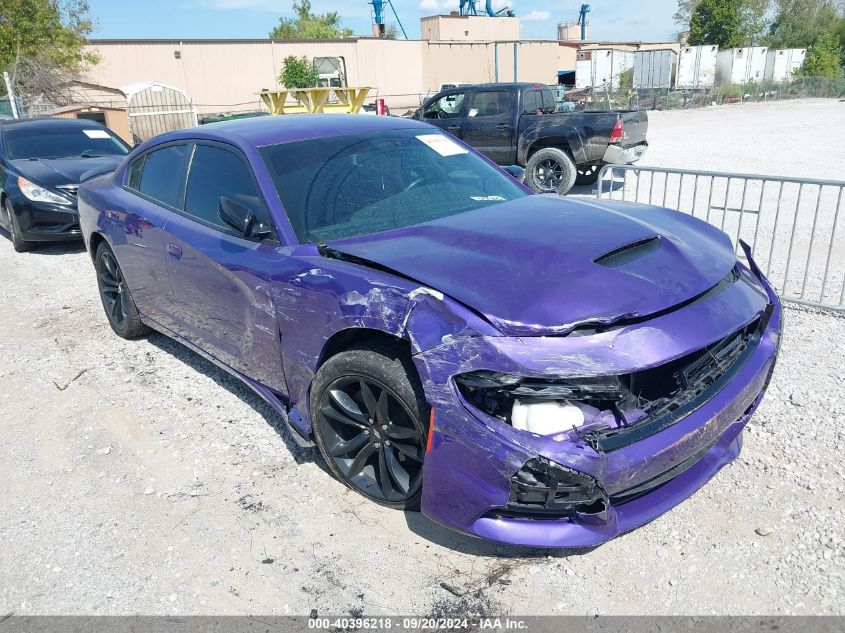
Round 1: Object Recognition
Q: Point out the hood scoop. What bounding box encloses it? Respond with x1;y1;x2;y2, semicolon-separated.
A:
594;236;662;268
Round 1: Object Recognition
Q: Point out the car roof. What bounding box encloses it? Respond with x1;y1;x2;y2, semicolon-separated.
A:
0;117;109;132
151;114;432;149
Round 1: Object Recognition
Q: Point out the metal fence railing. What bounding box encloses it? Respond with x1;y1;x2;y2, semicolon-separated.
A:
596;165;845;312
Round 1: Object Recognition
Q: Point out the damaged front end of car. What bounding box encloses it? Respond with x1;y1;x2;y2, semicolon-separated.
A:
410;247;782;548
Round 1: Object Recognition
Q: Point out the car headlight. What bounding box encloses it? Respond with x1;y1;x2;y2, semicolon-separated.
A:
17;176;73;205
455;370;630;436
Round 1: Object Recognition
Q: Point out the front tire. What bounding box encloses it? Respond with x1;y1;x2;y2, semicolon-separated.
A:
3;198;34;253
310;342;428;510
95;242;149;339
525;147;577;195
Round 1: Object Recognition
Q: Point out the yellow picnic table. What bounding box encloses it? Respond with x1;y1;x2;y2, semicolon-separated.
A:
259;87;372;115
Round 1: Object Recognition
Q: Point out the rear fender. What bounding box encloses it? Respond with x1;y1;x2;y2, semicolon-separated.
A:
518;123;587;165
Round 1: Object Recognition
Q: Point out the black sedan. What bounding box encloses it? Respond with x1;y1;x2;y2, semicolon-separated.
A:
0;117;130;252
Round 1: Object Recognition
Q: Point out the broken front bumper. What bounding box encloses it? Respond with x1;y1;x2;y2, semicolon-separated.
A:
413;260;782;548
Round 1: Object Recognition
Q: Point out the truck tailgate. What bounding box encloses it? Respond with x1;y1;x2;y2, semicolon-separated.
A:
620;110;648;148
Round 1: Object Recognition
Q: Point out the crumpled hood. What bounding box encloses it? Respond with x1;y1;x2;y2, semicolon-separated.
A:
12;155;124;189
326;195;737;336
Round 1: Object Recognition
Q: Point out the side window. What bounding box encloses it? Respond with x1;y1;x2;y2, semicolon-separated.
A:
469;91;509;117
423;92;466;119
540;89;557;113
184;144;271;238
136;144;191;208
126;155;145;189
523;90;539;114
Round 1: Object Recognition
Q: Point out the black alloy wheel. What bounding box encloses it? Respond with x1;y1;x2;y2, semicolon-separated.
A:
316;375;425;506
98;248;129;331
95;242;148;339
3;198;33;252
576;164;601;186
534;158;565;191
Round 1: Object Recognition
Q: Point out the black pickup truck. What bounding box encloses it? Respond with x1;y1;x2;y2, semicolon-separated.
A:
415;83;648;195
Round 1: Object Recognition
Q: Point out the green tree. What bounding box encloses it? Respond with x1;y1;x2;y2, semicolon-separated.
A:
0;0;98;72
679;0;770;45
279;55;319;88
688;0;744;47
269;0;353;40
766;0;841;48
835;15;845;63
797;33;845;76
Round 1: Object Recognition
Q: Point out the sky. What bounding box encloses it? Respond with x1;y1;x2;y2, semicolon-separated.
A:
86;0;681;41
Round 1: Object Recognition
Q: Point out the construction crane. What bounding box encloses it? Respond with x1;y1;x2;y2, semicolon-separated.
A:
370;0;408;38
459;0;514;18
577;4;590;40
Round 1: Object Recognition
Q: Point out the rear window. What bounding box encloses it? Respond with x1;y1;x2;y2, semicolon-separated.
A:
3;125;129;160
524;89;556;114
132;144;191;209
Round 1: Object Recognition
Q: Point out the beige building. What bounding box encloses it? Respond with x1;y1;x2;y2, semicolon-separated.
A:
420;14;520;41
83;35;576;114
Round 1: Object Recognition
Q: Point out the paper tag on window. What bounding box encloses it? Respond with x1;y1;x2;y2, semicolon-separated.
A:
416;134;467;157
83;129;111;139
468;108;478;117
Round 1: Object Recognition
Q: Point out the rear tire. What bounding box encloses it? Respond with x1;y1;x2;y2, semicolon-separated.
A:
310;341;428;511
525;147;577;195
3;198;34;253
575;164;601;186
95;242;149;339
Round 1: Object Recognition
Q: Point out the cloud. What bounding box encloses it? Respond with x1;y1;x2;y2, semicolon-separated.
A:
419;0;453;10
522;9;549;22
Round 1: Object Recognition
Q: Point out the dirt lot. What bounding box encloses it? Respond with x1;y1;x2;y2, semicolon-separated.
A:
1;99;844;616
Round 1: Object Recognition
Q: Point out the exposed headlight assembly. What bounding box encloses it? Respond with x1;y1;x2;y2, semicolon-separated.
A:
455;370;629;436
17;176;73;205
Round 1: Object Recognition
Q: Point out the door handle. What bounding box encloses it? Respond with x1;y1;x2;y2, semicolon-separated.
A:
167;243;183;259
447;126;461;133
496;123;511;129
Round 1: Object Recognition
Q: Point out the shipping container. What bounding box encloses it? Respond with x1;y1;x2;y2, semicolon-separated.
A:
575;59;593;89
676;45;719;89
633;49;677;89
575;49;634;91
716;47;768;85
764;48;806;82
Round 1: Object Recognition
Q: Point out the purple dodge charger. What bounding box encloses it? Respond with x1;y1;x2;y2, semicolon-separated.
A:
78;115;782;548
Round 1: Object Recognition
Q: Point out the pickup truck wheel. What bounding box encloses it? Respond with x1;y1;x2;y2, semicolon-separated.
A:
526;148;577;195
576;165;601;186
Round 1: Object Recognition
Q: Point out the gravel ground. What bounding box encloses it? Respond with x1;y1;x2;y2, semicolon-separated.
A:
1;99;844;616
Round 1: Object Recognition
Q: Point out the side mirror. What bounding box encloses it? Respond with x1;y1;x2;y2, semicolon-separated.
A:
413;108;421;120
218;196;257;237
503;165;525;183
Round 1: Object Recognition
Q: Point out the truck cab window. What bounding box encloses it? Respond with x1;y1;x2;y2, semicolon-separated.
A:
424;92;466;119
470;91;509;117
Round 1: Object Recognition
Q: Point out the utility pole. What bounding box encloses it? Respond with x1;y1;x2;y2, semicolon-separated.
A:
3;71;20;118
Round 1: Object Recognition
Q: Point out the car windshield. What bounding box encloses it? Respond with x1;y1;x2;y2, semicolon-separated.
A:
260;128;527;243
4;126;129;160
